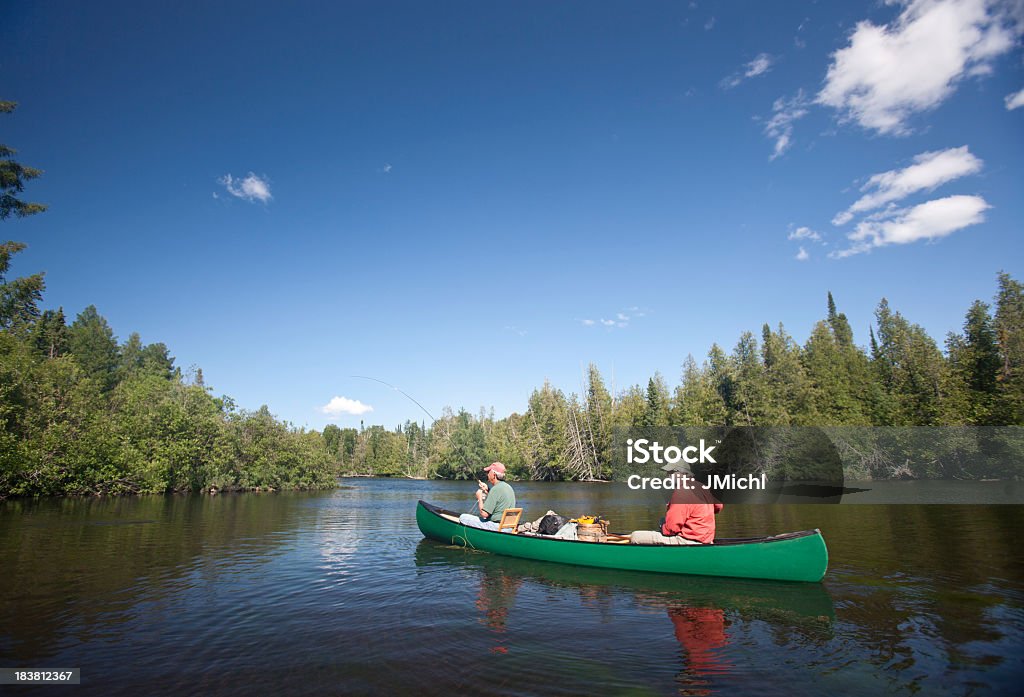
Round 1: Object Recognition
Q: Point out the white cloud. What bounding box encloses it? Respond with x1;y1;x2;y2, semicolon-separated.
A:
745;53;774;78
796;247;810;261
582;307;650;329
831;194;990;257
722;53;775;89
788;226;822;241
704;16;716;31
219;173;272;203
1006;87;1024;109
382;163;393;173
321;396;374;419
832;146;983;225
817;0;1019;135
764;91;809;160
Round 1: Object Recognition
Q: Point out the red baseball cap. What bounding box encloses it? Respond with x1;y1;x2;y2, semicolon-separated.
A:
484;462;506;475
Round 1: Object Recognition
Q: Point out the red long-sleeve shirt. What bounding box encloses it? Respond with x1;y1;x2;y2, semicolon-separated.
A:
662;484;723;544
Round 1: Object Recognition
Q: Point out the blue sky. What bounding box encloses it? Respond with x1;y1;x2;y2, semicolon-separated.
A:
3;0;1023;429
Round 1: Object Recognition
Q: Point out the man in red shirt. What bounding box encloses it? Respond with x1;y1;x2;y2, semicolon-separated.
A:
631;463;723;545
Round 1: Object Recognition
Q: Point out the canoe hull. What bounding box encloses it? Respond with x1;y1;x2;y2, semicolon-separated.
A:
416;500;828;583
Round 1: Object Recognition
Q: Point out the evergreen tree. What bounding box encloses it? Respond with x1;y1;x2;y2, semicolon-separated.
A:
525;380;568;479
731;331;771;425
641;373;670;428
1;101;47;220
68;305;120;391
0;241;44;331
672;354;727;426
584;363;614;475
995;272;1024;423
873;298;946;425
31;307;69;358
761;322;812;423
706;343;736;424
946;300;1001;423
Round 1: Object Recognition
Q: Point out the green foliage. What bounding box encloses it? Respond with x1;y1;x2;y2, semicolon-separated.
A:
68;305;120;392
0;263;337;497
995;272;1024;424
1;241;44;331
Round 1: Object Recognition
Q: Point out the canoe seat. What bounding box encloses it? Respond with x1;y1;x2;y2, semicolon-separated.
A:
498;508;523;534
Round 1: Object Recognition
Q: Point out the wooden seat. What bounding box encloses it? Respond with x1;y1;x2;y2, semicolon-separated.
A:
498;508;523;534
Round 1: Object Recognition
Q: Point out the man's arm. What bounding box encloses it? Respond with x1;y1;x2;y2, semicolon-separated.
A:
475;488;491;519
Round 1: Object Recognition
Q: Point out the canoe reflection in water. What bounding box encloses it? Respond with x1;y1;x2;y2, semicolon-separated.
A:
415;540;833;690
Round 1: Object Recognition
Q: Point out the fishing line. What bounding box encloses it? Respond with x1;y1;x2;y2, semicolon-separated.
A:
350;375;437;424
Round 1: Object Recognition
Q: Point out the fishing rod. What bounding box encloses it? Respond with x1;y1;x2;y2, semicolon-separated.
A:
350;375;437;424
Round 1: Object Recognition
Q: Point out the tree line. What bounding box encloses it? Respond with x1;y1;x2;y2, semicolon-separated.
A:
0;254;335;497
330;275;1024;482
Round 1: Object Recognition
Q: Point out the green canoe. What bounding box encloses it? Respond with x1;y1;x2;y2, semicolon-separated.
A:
416;500;828;583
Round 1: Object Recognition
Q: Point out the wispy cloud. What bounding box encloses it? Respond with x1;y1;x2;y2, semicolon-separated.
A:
503;325;528;336
795;17;809;48
832;146;983;225
704;16;716;31
788;226;824;260
788;226;822;242
722;53;775;89
381;163;393;174
831;194;990;258
580;307;651;329
763;91;809;160
1006;87;1024;110
817;0;1019;135
219;173;272;203
321;396;374;419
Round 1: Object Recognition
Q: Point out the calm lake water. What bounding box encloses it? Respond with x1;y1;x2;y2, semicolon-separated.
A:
2;478;1023;696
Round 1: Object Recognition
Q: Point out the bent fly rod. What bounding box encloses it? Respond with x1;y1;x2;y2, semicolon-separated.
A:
350;375;437;424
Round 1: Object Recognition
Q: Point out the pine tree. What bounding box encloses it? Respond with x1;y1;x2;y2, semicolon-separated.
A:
0;241;44;331
584;364;613;475
1;101;47;220
672;354;728;426
873;298;946;425
31;307;69;358
995;272;1024;423
68;305;120;392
